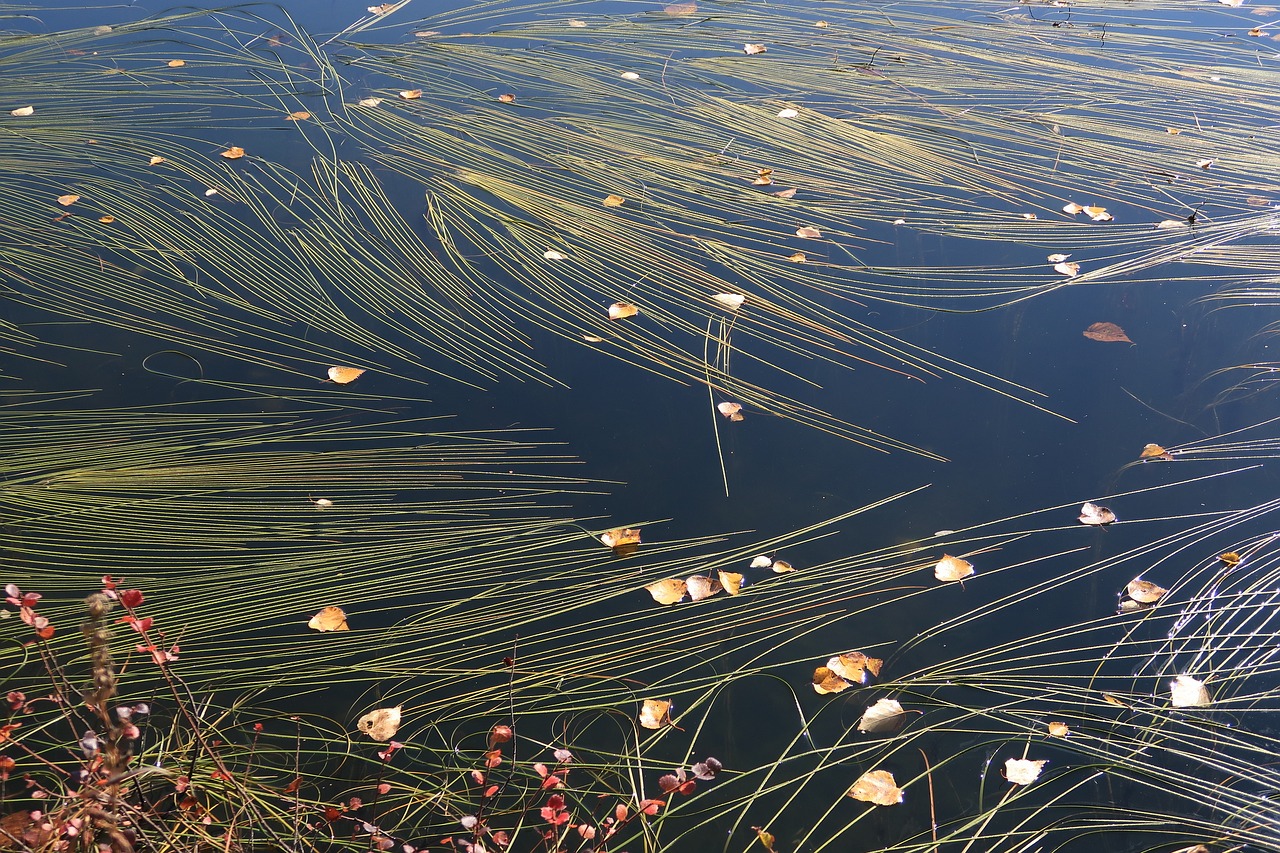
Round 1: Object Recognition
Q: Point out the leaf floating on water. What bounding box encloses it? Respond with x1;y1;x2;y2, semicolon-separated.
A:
601;527;642;556
686;575;723;601
498;93;516;103
1157;219;1190;230
1021;213;1037;219
717;570;744;595
848;770;903;806
1220;551;1242;567
1054;261;1080;277
773;187;797;199
1004;758;1047;785
620;71;640;81
1087;208;1113;222
752;169;773;186
543;249;567;260
1140;443;1173;460
771;559;795;573
1078;502;1116;526
220;146;246;159
57;194;80;206
358;97;383;107
750;555;773;569
777;108;799;118
148;156;166;165
753;827;777;853
368;3;396;13
934;554;974;582
812;666;852;694
638;699;672;729
787;251;807;263
10;106;34;117
167;59;186;68
827;652;883;684
1046;253;1070;263
310;497;334;509
98;215;114;224
607;302;638;320
399;89;423;100
1047;721;1070;737
1195;158;1215;169
795;226;822;238
1126;578;1167;604
717;402;744;421
1082;322;1132;343
858;698;907;733
307;606;349;632
286;111;311;121
326;366;366;385
603;194;626;207
892;218;906;225
664;2;697;14
1170;674;1211;707
582;334;605;343
743;43;768;54
568;18;587;27
712;293;745;310
357;706;402;741
645;578;687;605
1171;847;1211;853
1062;202;1085;215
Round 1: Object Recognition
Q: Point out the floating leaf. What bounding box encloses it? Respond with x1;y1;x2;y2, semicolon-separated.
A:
148;156;166;166
601;527;642;556
357;97;383;107
1046;253;1070;263
307;606;349;632
1082;205;1108;219
1126;578;1167;604
310;497;334;509
1054;261;1080;277
602;194;625;207
357;706;402;741
1004;758;1047;785
1021;212;1038;219
167;59;186;68
771;559;795;573
812;666;851;694
752;169;773;186
542;249;567;260
1140;443;1173;461
1157;219;1190;230
934;554;974;582
848;770;903;806
582;334;605;343
368;3;395;13
1195;158;1215;169
398;89;422;100
57;194;80;206
717;402;744;421
620;71;640;81
795;225;822;238
858;698;907;733
645;579;686;605
1078;502;1116;526
220;146;246;160
1062;202;1084;214
686;575;723;601
1170;675;1211;707
750;555;773;569
1082;322;1132;343
98;215;114;224
607;302;638;320
892;218;906;225
286;111;311;121
774;187;797;199
638;699;672;729
712;293;745;310
776;108;799;118
743;43;767;54
1220;551;1242;567
1088;209;1114;222
752;827;777;853
717;570;744;595
827;652;883;684
10;106;34;117
498;93;516;103
326;366;366;385
1047;721;1070;738
664;3;697;15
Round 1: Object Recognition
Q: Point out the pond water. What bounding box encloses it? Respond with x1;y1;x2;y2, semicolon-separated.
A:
2;1;1280;852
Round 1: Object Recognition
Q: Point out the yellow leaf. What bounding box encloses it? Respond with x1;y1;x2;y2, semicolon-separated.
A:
638;699;672;729
326;366;367;385
752;169;773;186
498;93;516;103
752;827;776;853
827;652;883;684
57;194;80;206
399;89;423;100
934;554;974;582
220;146;246;159
717;570;744;595
148;156;166;166
1219;551;1242;567
771;559;795;573
812;666;851;694
1004;758;1047;785
286;111;311;121
10;106;34;117
601;527;642;556
847;770;903;806
603;194;625;207
645;578;687;605
357;706;402;741
98;215;115;224
167;59;186;68
307;606;349;632
1046;721;1070;738
1140;443;1172;460
607;302;638;320
787;252;807;262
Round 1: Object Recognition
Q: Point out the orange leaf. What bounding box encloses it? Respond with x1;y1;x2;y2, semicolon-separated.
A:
307;606;349;632
57;194;80;206
638;699;671;729
167;59;186;68
326;366;366;385
399;89;423;100
607;302;638;320
645;578;687;605
286;111;311;121
934;554;974;582
603;194;625;207
220;146;245;159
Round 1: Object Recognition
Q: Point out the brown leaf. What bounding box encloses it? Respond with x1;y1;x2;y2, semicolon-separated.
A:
1078;502;1116;526
638;699;672;729
307;606;349;632
847;769;903;805
398;89;422;100
686;575;723;601
57;194;80;206
827;652;882;684
664;3;698;15
812;666;851;694
717;401;744;421
1126;578;1166;604
220;146;246;160
603;194;625;207
286;111;311;121
795;225;822;238
1046;721;1070;738
607;302;638;320
167;59;186;68
857;698;907;733
1140;443;1173;461
743;43;767;55
1220;551;1242;567
498;93;516;103
1082;322;1132;343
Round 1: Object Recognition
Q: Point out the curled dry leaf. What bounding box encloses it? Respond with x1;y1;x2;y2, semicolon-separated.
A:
1004;758;1047;785
771;559;795;573
326;366;366;385
686;575;723;601
1078;502;1117;526
712;293;745;310
357;706;402;741
1170;674;1211;707
1140;443;1173;461
311;497;334;509
750;555;773;569
827;652;883;684
753;169;773;186
358;97;383;107
812;666;852;695
1126;578;1167;604
1195;159;1215;169
1083;322;1132;343
1157;219;1190;230
582;334;605;343
399;89;423;100
848;770;903;806
602;527;641;556
10;106;34;117
717;570;744;595
743;43;767;54
1046;253;1070;263
1054;261;1080;277
98;216;115;224
691;756;722;780
307;606;349;632
57;194;80;206
717;402;744;421
858;698;906;733
787;251;807;263
602;194;625;207
1046;721;1070;738
149;156;166;165
645;578;687;605
638;699;672;729
1022;212;1038;219
1082;205;1108;219
220;146;245;160
1220;551;1242;567
934;554;974;582
607;302;638;320
1063;202;1085;214
795;225;822;239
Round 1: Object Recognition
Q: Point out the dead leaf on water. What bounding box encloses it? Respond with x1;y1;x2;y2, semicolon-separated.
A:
639;699;672;729
167;59;186;68
1126;578;1167;603
607;302;638;320
664;2;697;14
543;249;567;260
10;106;34;117
787;252;807;262
934;554;974;582
326;366;366;385
358;97;383;107
98;215;114;224
357;706;402;741
777;108;799;118
752;169;773;186
1220;551;1242;567
601;527;642;556
743;43;767;54
286;111;311;121
1047;721;1070;738
1082;322;1132;343
307;606;349;632
1078;502;1117;526
57;194;80;206
771;559;795;573
812;666;851;694
686;575;723;601
858;698;907;733
713;293;745;310
848;770;903;806
717;402;744;421
148;156;166;165
603;194;625;207
795;225;822;238
1054;261;1080;277
399;89;423;100
220;146;245;159
1062;202;1085;214
717;570;744;595
1170;674;1211;707
750;555;773;569
1046;253;1070;263
1004;758;1047;785
773;187;797;199
498;93;516;103
645;578;687;605
1140;443;1173;460
827;652;883;684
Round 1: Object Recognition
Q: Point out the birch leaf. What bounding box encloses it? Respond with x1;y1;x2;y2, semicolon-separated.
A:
847;770;903;805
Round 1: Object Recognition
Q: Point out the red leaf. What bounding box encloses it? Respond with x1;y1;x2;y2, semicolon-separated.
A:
120;589;144;609
483;785;499;798
638;798;665;815
101;575;117;590
35;625;54;640
323;806;341;821
540;775;563;790
484;749;502;769
283;777;302;794
678;779;696;796
534;762;549;777
470;770;486;785
488;725;513;748
658;774;679;793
